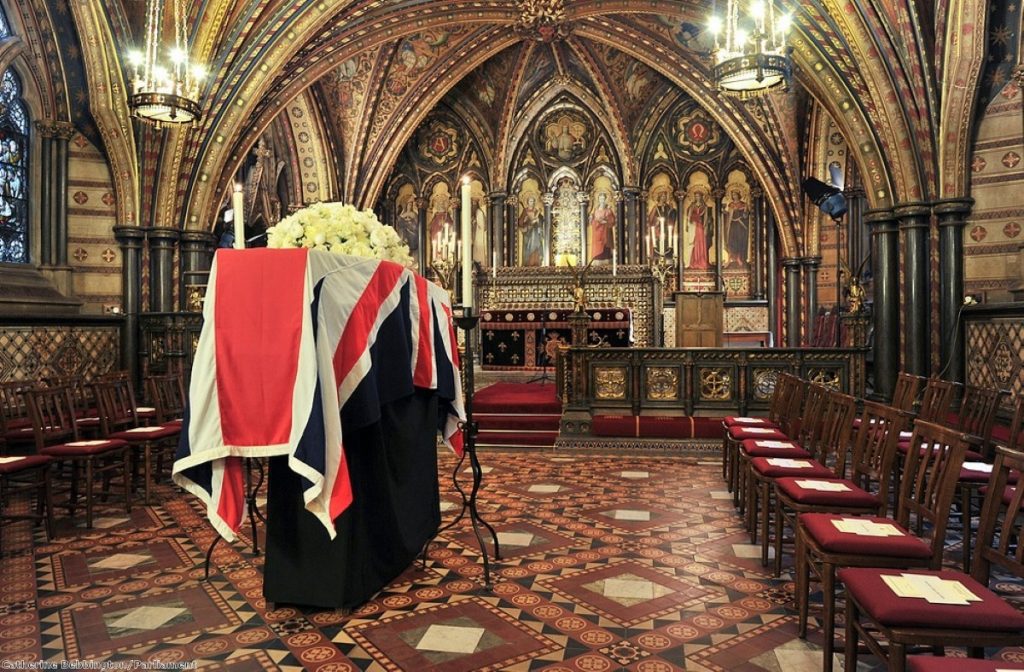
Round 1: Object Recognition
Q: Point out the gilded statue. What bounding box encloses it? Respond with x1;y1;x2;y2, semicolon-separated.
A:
567;257;595;313
840;258;867;315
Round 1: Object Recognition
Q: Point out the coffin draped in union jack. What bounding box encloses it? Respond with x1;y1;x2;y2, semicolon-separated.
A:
173;248;465;541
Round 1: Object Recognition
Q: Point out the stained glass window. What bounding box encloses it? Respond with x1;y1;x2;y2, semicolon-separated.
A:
0;68;29;263
0;7;8;38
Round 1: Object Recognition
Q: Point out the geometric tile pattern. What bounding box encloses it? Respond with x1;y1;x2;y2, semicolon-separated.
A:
2;451;1022;670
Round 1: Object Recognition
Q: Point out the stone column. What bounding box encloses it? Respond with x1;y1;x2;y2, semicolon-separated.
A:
895;203;931;376
51;122;75;268
802;257;821;344
34;122;54;266
147;228;179;313
622;187;641;264
489;191;507;267
752;189;765;299
866;208;899;399
783;258;802;347
934;198;973;386
415;197;428;271
845;187;867;277
179;231;217;311
614;190;624;264
542;193;554;266
713;188;725;291
114;226;145;381
767;208;778;341
578;192;590;264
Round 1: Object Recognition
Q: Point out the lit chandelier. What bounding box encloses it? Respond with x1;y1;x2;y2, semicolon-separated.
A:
708;0;793;97
126;0;205;126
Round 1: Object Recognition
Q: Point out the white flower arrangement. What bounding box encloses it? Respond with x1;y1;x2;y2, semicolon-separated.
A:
265;201;413;267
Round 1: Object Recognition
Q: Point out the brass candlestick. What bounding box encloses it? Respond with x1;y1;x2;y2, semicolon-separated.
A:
650;250;675;287
430;257;456;293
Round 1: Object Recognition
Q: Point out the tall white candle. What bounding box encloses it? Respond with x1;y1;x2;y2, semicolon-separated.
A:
668;224;675;254
232;183;245;249
612;248;617;276
658;216;666;255
460;177;473;308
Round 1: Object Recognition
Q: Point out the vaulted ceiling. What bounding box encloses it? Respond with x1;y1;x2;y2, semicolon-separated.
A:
9;0;994;255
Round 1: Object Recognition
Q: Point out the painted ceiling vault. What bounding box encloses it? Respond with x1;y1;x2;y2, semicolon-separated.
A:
4;0;1000;257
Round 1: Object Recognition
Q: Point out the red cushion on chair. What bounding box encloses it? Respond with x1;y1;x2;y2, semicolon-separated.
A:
729;425;789;440
775;477;882;508
749;457;833;479
723;416;778;428
839;568;1024;631
741;444;812;459
134;406;158;420
800;513;932;558
0;454;53;474
41;439;128;456
107;426;180;442
907;657;1024;672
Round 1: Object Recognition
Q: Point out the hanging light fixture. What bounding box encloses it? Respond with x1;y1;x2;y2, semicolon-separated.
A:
126;0;205;126
708;0;793;97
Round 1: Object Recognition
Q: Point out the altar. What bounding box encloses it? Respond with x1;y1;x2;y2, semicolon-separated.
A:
174;248;464;608
480;307;632;370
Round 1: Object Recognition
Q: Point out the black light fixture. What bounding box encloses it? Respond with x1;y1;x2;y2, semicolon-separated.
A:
801;176;847;221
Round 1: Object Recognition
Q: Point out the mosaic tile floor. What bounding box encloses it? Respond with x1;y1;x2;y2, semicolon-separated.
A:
2;451;1023;671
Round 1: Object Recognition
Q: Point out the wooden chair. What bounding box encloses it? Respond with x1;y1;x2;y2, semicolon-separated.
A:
94;377;180;505
24;385;131;529
841;443;1024;672
795;419;972;672
146;373;185;426
747;386;855;564
916;377;957;423
43;374;101;433
0;451;55;549
955;384;1011;571
0;380;37;451
891;372;925;412
774;399;908;576
723;371;799;491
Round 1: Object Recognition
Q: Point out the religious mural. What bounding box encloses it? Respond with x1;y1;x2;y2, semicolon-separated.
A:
516;178;544;266
681;172;715;286
588;175;616;263
721;170;753;299
394;183;420;268
541;112;589;163
426;181;455;264
646;172;677;259
470;178;488;268
418;119;461;166
675;106;724;156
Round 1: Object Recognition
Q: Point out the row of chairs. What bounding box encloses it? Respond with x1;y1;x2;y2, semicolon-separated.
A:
0;372;186;547
720;372;1024;671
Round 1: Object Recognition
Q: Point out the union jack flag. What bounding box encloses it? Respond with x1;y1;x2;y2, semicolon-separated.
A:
173;249;465;541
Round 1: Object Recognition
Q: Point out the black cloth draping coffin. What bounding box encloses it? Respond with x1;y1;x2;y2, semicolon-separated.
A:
263;391;440;609
480;307;632;370
261;265;454;609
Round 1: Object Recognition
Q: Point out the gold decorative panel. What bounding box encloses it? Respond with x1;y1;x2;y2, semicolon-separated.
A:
645;366;680;401
0;324;120;382
699;367;732;400
751;368;780;401
806;367;841;390
594;366;627;400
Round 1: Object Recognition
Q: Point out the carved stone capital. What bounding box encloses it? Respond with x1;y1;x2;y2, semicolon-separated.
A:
415;197;428;210
542;193;555;206
35;120;76;140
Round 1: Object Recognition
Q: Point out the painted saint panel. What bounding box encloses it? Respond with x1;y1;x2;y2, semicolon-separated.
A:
394;183;420;270
470;178;488;268
681;172;716;291
588;176;616;263
646;173;677;259
541;112;589;164
722;170;753;298
427;182;454;263
516;179;543;267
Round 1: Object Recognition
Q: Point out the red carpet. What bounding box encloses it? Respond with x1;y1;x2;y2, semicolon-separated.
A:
474;382;561;414
473;382;561;449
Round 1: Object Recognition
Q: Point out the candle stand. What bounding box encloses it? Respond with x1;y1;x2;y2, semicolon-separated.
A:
433;305;500;589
